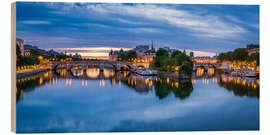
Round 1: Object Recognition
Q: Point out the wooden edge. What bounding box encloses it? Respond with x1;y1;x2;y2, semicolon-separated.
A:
11;2;16;133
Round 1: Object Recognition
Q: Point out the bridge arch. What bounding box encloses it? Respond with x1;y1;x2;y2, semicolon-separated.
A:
137;65;145;69
53;63;67;70
69;64;84;70
120;64;132;71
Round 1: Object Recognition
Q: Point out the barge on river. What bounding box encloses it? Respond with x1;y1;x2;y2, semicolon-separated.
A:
134;69;158;76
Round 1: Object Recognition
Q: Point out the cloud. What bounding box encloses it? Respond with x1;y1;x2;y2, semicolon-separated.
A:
86;4;248;39
21;20;52;25
122;27;162;33
72;22;162;34
117;18;144;25
16;2;259;51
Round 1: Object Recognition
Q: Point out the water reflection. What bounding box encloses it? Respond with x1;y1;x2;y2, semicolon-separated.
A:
86;68;100;78
16;69;194;102
154;78;193;100
16;71;53;102
104;68;115;78
72;69;84;77
120;75;154;93
16;68;259;132
217;75;259;98
208;67;215;76
16;68;260;103
196;67;216;77
196;67;205;77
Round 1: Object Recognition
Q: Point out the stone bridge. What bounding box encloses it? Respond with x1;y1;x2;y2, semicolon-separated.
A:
193;62;221;71
50;60;150;71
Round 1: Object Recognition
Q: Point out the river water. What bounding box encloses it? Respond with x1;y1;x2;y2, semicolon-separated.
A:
16;68;259;133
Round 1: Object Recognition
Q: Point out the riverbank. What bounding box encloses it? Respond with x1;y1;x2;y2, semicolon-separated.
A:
16;68;50;79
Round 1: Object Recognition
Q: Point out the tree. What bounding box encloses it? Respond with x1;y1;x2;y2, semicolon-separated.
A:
153;48;193;74
126;50;137;60
117;50;137;62
17;56;40;67
154;48;169;69
227;51;233;61
156;48;169;57
171;50;182;58
248;52;259;66
217;51;233;62
16;44;21;58
232;48;248;61
179;61;193;76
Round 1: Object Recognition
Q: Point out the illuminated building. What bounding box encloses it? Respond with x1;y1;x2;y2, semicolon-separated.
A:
246;44;259;56
109;48;124;61
134;45;149;52
109;41;156;63
135;41;156;63
24;49;31;56
16;38;24;56
72;52;82;59
193;56;217;63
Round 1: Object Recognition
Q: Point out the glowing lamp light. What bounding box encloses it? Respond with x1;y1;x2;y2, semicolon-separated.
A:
38;56;43;60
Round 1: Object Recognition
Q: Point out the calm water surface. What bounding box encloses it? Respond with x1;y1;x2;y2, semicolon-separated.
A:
16;68;259;133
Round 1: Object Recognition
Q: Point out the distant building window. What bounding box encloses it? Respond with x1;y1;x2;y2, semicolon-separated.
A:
24;49;31;56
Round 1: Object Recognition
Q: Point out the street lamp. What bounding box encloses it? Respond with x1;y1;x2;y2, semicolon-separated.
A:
38;55;43;61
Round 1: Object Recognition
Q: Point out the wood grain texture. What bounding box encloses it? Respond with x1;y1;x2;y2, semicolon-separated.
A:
11;2;16;133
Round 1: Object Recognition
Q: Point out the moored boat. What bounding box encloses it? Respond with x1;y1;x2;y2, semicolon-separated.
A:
231;69;256;77
135;69;158;76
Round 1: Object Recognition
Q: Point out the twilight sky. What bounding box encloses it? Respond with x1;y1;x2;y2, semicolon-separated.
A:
16;2;259;53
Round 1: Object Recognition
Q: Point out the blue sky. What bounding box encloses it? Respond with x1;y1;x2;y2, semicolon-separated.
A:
16;2;259;53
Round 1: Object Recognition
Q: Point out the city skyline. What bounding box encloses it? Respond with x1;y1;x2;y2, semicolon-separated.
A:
16;2;259;54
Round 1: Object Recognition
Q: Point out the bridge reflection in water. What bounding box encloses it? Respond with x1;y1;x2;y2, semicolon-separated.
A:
16;64;259;132
16;67;259;104
196;67;216;77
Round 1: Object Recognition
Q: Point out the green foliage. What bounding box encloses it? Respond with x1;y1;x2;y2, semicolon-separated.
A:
16;44;21;58
30;49;43;57
217;48;259;66
156;48;169;57
232;48;248;61
248;52;259;66
16;44;40;67
179;61;193;76
17;56;40;67
153;48;193;76
171;50;182;58
117;50;137;62
155;79;193;100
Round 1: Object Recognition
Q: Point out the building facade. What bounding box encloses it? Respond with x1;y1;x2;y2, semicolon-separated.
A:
193;56;217;63
16;38;24;56
246;44;259;56
109;48;125;61
24;49;31;56
109;43;156;63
